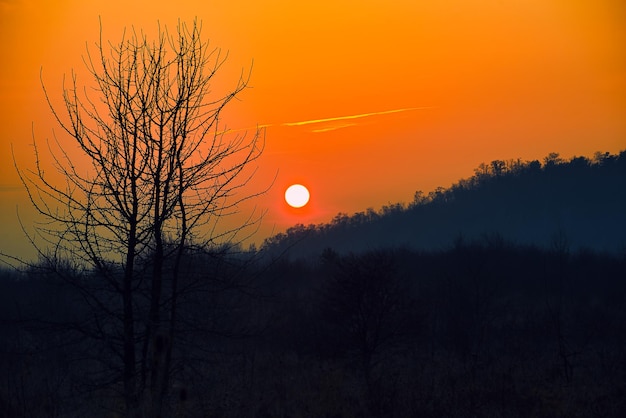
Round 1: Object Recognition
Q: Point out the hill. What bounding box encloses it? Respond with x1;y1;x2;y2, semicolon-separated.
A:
263;150;626;258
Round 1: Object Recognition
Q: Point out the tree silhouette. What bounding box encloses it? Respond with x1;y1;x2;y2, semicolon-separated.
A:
320;250;414;382
14;19;262;417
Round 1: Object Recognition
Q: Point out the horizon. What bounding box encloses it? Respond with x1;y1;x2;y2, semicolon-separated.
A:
1;0;625;261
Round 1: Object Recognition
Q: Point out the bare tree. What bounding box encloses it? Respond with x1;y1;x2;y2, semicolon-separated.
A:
14;19;263;417
320;250;414;383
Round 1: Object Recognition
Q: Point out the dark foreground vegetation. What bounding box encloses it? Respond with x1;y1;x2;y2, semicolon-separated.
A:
1;239;625;417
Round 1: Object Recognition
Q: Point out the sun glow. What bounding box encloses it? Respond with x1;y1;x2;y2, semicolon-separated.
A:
285;184;310;208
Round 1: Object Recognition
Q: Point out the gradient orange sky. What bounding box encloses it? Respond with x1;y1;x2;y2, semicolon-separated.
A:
1;0;625;259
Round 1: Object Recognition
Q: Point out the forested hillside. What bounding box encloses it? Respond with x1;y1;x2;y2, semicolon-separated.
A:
263;151;626;259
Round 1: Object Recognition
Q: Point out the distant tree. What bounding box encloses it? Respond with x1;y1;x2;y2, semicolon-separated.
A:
490;159;506;177
14;20;262;417
527;159;542;173
320;250;415;383
545;229;575;383
411;190;427;207
592;151;617;167
544;152;563;167
474;162;490;179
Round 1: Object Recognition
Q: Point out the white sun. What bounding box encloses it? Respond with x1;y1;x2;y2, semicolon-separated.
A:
285;184;310;208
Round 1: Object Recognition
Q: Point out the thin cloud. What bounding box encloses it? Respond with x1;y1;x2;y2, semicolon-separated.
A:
310;123;358;133
0;185;24;192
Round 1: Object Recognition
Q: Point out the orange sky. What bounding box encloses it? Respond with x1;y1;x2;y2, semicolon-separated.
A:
1;0;625;259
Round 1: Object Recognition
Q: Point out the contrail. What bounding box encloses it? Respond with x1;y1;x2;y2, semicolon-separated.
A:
214;106;434;135
281;106;433;127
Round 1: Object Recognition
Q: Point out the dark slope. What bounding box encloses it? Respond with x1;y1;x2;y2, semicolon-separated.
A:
263;151;626;258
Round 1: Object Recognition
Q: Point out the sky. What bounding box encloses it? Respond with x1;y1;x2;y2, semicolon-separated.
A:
1;0;625;260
